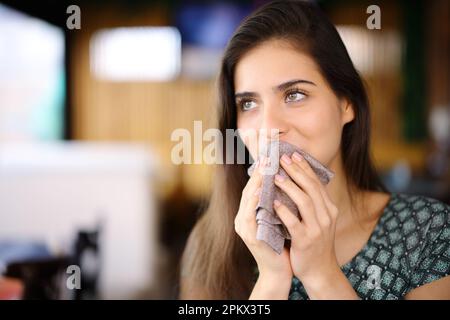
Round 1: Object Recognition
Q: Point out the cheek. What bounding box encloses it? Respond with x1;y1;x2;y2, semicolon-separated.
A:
294;103;343;165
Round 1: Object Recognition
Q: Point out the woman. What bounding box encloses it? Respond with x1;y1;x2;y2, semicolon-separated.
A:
180;0;450;299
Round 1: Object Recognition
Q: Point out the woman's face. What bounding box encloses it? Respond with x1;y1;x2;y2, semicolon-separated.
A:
235;39;354;167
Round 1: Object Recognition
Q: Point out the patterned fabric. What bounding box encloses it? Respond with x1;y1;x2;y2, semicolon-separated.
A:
288;192;450;300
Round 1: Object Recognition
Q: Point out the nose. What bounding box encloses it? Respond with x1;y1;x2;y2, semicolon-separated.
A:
259;103;288;142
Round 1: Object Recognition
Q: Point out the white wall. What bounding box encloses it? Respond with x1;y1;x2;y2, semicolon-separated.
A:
0;142;160;299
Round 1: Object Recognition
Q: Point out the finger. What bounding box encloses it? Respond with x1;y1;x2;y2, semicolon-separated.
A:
315;186;339;219
244;186;260;219
273;199;304;241
290;152;320;182
242;157;264;200
273;173;318;227
291;152;339;219
280;154;330;225
236;187;260;243
236;158;264;234
244;187;260;232
238;182;261;223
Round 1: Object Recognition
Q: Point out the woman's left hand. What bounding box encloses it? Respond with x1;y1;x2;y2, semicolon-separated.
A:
273;151;340;287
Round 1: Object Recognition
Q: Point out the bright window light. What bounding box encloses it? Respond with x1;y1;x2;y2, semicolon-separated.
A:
336;25;402;75
90;27;181;81
0;4;65;141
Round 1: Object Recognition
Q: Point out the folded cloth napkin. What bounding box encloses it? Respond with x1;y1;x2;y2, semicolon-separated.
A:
247;141;335;254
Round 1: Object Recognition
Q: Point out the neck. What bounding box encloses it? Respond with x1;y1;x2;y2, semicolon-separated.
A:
325;152;364;232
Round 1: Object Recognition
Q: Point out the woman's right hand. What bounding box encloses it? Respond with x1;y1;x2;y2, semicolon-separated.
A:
234;157;293;299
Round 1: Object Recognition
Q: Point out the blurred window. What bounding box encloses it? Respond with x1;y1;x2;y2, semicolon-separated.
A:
90;27;181;82
0;4;65;141
336;25;402;75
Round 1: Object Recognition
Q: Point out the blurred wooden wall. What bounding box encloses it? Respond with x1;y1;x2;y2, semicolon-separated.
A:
328;1;427;172
427;0;449;109
70;4;216;199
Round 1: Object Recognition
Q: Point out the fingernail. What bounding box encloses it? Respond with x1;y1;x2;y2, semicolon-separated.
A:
281;154;292;165
292;152;303;162
273;199;281;208
275;174;285;182
258;157;266;174
259;157;264;167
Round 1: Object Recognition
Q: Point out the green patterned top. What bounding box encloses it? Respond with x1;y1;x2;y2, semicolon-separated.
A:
289;192;450;300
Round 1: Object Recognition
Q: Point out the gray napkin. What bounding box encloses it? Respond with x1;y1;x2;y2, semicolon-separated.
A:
247;141;335;254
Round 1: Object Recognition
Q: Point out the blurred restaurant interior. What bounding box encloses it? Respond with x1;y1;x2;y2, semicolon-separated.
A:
0;0;449;299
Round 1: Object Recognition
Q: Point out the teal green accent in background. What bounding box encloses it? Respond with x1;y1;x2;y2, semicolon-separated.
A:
31;69;66;140
401;0;427;142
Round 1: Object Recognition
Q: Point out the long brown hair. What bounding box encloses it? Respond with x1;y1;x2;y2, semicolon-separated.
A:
180;0;387;299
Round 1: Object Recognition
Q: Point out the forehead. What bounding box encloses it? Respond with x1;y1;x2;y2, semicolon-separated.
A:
234;39;323;91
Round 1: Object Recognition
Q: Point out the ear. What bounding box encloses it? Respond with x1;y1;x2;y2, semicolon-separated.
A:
340;98;355;125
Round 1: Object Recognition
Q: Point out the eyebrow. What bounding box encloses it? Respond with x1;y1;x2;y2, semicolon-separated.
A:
235;79;316;99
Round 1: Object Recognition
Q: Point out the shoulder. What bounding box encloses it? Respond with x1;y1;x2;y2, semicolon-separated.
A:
384;192;449;224
390;193;450;291
382;192;449;245
394;192;449;210
395;193;449;227
374;192;449;269
363;191;448;223
374;192;449;296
